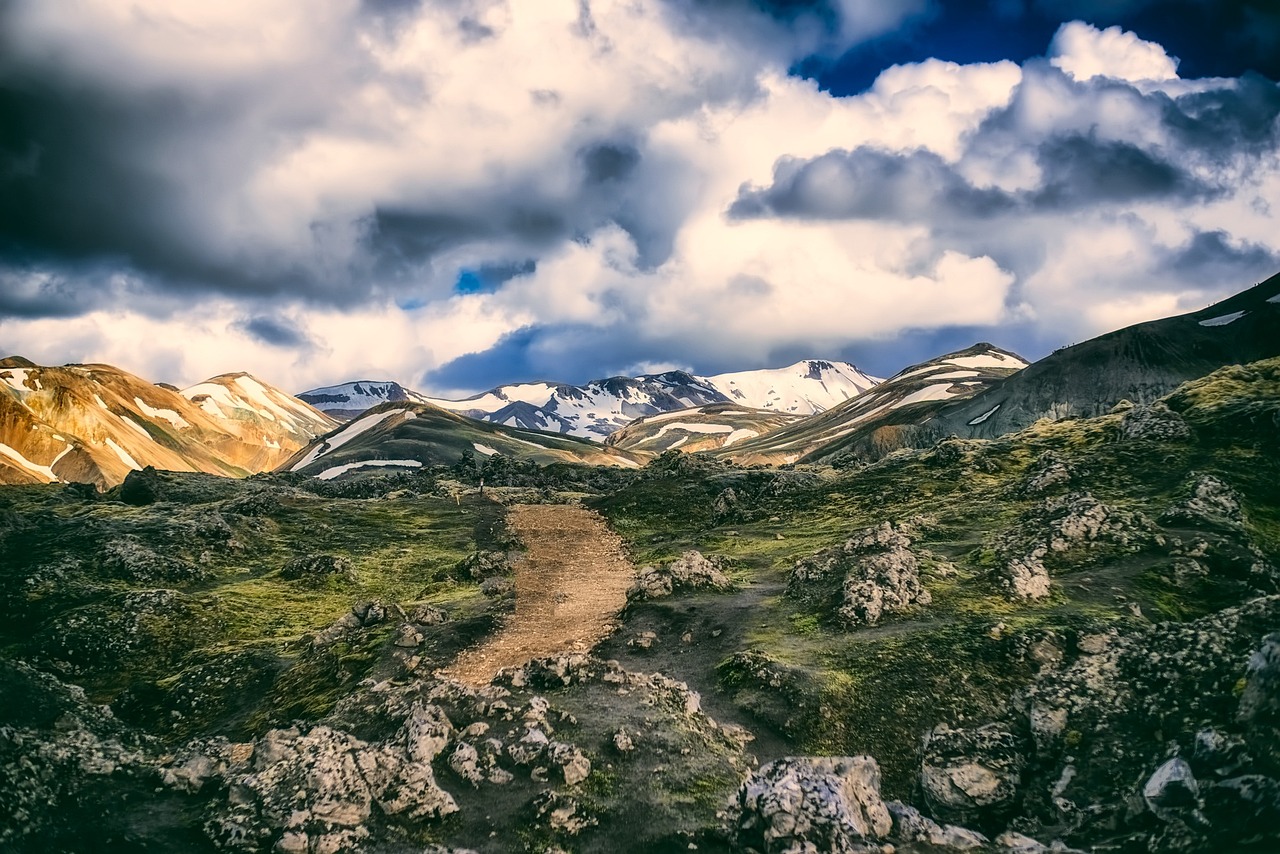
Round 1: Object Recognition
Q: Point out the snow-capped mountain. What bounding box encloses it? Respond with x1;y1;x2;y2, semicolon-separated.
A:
0;358;336;488
703;360;879;413
719;344;1028;466
296;381;430;420
422;371;728;440
300;360;882;441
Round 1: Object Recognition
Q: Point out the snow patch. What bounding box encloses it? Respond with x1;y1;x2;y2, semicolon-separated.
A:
1267;293;1280;304
898;383;965;406
653;422;735;440
968;404;1002;426
1198;310;1246;327
120;416;153;441
0;442;58;481
473;443;499;456
105;438;141;471
291;408;401;471
0;368;33;393
947;353;1028;369
316;459;423;481
134;397;190;429
721;428;759;448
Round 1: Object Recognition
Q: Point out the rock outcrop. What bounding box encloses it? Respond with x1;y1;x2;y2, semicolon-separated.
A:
629;550;733;600
790;522;931;627
731;756;893;853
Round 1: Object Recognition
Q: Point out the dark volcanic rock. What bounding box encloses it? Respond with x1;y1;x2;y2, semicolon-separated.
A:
281;553;356;585
1120;400;1193;440
920;723;1025;829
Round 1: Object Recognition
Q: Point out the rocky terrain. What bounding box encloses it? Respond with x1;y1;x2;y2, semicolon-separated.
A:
1;352;1278;851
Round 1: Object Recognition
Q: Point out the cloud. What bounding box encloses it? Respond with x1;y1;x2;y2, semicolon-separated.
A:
1048;20;1178;82
234;315;314;349
0;7;1277;393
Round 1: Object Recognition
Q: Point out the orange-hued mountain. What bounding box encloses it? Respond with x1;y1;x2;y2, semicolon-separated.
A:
0;357;337;488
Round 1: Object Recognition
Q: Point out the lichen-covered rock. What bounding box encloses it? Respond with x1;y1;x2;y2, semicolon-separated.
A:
1016;596;1280;851
1142;757;1202;823
209;704;458;851
791;522;931;626
312;600;388;646
731;756;893;854
480;576;514;597
839;546;932;627
454;550;511;580
920;723;1025;828
1019;451;1074;497
409;604;448;625
992;492;1159;600
101;537;207;583
628;550;732;600
1161;474;1246;531
886;800;988;850
280;553;356;585
0;660;154;850
1120;401;1192;441
531;790;596;836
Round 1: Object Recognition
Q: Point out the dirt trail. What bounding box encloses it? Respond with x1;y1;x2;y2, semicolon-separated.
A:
441;504;635;686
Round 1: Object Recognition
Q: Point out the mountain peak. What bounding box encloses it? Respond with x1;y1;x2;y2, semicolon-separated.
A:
0;355;37;368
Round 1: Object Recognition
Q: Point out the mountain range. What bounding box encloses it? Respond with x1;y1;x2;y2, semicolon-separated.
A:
299;360;881;439
6;271;1280;487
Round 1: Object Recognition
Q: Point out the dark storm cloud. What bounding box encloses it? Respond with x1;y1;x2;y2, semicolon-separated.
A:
0;66;365;306
1031;136;1193;208
580;143;642;184
1162;230;1280;283
234;316;313;349
0;266;110;318
729;148;1016;221
730;67;1277;224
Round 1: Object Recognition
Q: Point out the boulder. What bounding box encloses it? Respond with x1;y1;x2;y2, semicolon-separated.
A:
731;756;893;853
791;522;932;626
628;550;732;600
280;554;356;585
210;707;458;850
920;723;1025;828
1162;474;1246;531
1120;401;1192;441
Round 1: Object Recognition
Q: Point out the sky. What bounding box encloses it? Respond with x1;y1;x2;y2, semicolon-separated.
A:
1;0;1279;396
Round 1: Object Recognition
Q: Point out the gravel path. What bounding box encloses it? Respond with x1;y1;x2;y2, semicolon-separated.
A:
441;504;635;686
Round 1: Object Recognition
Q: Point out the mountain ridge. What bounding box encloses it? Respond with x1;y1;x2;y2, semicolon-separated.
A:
299;359;882;440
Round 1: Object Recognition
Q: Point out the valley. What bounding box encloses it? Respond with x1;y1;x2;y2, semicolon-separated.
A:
1;277;1279;853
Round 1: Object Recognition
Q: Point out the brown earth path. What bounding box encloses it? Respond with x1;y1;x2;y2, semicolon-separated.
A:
440;504;636;686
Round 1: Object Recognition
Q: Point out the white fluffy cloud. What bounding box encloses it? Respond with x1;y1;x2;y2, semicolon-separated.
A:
1049;20;1179;82
0;5;1276;393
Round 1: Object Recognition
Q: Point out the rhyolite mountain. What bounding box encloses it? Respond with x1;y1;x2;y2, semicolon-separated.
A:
281;401;647;479
299;360;881;439
739;274;1280;466
605;402;807;455
0;358;336;488
718;344;1028;466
